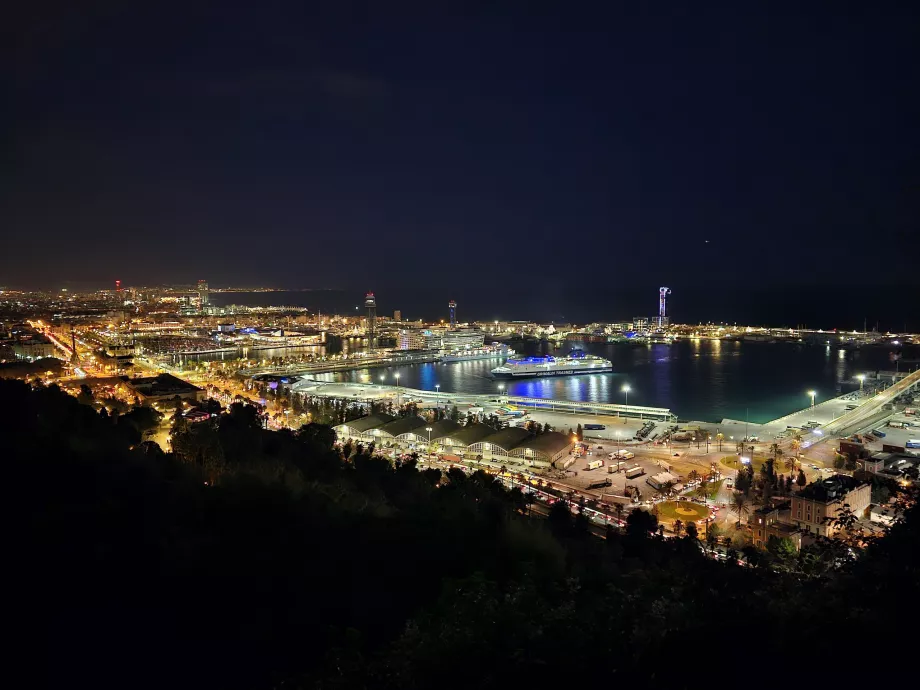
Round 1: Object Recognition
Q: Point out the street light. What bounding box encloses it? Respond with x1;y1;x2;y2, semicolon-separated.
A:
856;374;865;391
395;373;401;407
435;384;441;409
622;384;630;409
807;390;816;409
425;426;432;459
498;383;505;402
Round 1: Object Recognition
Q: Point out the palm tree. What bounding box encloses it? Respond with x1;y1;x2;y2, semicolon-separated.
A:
731;492;750;527
673;519;684;536
716;431;724;452
706;520;720;550
770;443;781;460
790;433;802;459
698;476;709;500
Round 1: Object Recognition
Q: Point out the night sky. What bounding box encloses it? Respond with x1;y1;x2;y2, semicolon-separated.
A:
5;3;918;327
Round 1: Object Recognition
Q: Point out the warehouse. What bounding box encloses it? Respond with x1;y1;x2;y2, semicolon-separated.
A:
467;427;531;461
373;415;429;442
333;413;395;442
510;431;575;468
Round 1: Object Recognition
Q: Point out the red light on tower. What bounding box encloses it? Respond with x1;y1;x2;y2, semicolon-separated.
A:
115;280;122;292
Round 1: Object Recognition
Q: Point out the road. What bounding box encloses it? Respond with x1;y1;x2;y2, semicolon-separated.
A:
825;369;920;435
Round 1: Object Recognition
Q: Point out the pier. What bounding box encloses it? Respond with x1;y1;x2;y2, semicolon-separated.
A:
290;380;675;422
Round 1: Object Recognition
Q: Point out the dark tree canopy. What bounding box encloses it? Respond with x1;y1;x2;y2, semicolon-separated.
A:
4;379;918;690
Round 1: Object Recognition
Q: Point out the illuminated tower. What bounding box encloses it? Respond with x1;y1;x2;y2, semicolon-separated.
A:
448;299;457;328
365;292;377;345
197;279;210;307
115;280;122;293
658;287;671;327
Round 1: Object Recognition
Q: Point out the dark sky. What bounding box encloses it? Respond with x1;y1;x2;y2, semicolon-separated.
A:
4;2;918;325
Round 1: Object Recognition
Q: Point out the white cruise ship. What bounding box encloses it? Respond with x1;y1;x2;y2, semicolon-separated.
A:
490;350;612;379
440;345;514;363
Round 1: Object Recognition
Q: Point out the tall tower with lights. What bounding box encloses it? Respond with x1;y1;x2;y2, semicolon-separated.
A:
658;287;671;327
197;279;210;308
448;299;457;328
365;292;377;346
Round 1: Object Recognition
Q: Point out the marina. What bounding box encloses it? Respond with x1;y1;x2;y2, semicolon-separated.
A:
266;340;912;424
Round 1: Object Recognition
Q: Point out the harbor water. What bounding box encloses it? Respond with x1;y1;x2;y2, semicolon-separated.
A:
300;339;906;423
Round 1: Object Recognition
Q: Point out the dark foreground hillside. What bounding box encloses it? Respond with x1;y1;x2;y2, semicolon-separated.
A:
6;379;918;689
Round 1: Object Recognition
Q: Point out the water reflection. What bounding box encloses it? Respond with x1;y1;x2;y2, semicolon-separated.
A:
293;340;896;424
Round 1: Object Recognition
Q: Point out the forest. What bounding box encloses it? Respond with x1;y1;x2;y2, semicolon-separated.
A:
7;378;918;689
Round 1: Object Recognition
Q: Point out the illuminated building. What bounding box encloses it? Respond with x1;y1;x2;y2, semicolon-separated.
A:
197;279;210;307
365;292;377;344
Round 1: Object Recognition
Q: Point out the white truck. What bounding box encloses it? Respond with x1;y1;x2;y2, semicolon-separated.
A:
584;459;603;471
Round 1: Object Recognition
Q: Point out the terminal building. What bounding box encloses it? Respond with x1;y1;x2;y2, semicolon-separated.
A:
334;416;575;468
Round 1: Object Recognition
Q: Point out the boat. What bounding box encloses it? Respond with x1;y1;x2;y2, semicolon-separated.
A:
440;345;515;363
490;349;612;379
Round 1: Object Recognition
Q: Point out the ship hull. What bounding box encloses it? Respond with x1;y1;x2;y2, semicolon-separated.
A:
491;365;613;379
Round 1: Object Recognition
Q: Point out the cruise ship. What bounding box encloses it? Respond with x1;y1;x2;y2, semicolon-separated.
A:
440;345;514;363
490;350;613;379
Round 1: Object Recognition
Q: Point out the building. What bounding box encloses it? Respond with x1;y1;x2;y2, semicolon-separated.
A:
467;427;532;461
510;431;575;468
448;300;457;327
365;292;377;343
12;336;56;360
440;329;485;351
330;416;572;468
334;413;396;442
393;310;401;321
790;475;871;538
197;279;209;307
869;503;897;526
647;471;682;491
437;423;496;453
123;373;204;404
399;328;441;350
752;503;804;551
373;415;429;443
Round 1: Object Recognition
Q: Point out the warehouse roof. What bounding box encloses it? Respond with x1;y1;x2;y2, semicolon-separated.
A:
426;419;463;440
340;413;395;433
376;415;428;437
449;423;497;446
514;431;573;457
476;427;531;451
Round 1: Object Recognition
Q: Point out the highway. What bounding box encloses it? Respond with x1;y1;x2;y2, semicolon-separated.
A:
825;368;920;435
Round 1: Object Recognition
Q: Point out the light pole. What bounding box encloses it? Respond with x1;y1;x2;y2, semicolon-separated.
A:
857;374;865;392
426;426;432;460
498;383;505;403
616;431;621;453
622;384;630;410
395;373;401;407
435;384;441;410
808;390;816;409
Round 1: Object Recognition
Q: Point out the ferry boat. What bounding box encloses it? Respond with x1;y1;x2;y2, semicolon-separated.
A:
440;345;514;363
490;350;612;378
